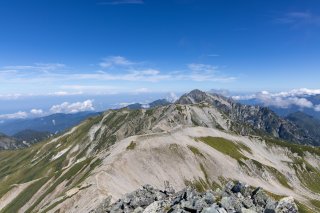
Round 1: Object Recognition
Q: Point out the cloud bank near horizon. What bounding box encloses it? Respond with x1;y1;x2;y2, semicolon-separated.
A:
0;56;235;99
0;100;95;121
232;88;320;111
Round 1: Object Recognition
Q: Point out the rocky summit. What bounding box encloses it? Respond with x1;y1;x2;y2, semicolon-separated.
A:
93;181;298;213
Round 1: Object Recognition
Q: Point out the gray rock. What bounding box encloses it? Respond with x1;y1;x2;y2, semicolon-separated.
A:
241;208;256;213
252;188;268;207
93;182;298;213
240;185;252;198
143;201;167;213
201;204;220;213
264;198;277;213
242;197;254;208
217;208;228;213
203;192;216;205
275;197;298;213
224;181;235;195
220;197;235;212
231;182;244;193
133;207;144;213
164;180;176;195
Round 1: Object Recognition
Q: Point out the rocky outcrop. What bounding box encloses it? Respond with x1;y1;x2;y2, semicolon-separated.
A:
93;181;298;213
0;133;23;150
176;89;317;146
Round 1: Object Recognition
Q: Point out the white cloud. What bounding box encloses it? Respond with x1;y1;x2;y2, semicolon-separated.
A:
50;91;83;96
177;63;235;82
0;100;95;120
133;87;151;93
232;88;320;111
232;95;255;101
2;63;65;73
118;102;136;107
0;93;22;100
233;88;320;100
208;89;230;96
166;92;178;103
99;56;135;68
50;100;95;114
0;109;43;120
0;111;28;120
288;97;313;108
30;109;44;115
71;68;169;82
0;57;236;98
188;63;218;73
60;85;120;95
0;91;84;100
116;102;149;109
276;11;320;28
137;69;159;75
0;58;234;85
315;105;320;112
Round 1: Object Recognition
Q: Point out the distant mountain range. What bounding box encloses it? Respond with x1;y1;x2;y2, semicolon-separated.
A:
125;99;171;110
236;94;320;120
0;111;100;136
286;111;320;141
0;111;100;150
0;133;23;150
0;130;53;150
2;91;320;150
13;129;52;143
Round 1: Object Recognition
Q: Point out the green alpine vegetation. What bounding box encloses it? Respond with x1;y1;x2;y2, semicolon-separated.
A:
198;136;249;162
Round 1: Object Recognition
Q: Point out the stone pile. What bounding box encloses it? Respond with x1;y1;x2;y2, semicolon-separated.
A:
93;181;298;213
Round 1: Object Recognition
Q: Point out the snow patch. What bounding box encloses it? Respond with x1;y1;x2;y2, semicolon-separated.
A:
51;147;70;161
89;123;101;141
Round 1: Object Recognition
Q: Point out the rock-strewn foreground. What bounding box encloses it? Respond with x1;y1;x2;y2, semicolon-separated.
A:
93;181;298;213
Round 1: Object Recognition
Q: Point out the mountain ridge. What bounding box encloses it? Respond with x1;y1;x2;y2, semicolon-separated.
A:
176;89;319;146
0;111;100;136
0;89;319;212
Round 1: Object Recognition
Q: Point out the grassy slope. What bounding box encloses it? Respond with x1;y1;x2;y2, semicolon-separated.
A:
197;136;320;191
198;137;249;162
265;138;320;194
0;115;103;212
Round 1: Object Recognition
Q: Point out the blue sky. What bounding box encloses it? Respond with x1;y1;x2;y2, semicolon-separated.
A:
1;0;320;117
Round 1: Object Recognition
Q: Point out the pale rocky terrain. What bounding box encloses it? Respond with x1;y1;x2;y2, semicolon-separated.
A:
47;126;320;213
0;90;319;213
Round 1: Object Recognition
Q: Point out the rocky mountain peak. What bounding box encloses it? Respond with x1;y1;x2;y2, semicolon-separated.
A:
176;89;231;106
174;89;319;146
